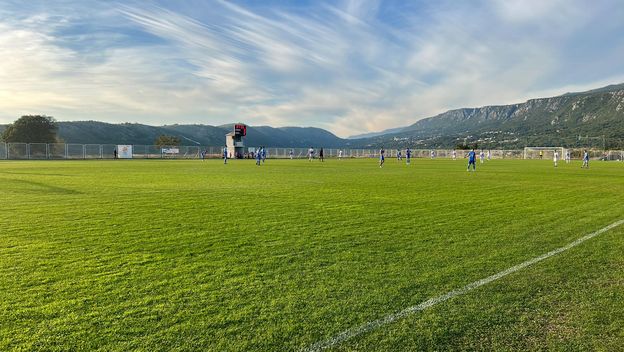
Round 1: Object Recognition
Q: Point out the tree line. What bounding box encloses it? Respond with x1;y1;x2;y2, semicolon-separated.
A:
1;115;181;147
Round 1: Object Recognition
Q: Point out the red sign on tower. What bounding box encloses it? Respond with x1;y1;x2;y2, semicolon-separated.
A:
234;124;247;136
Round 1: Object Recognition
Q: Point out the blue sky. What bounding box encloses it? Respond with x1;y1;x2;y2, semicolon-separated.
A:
1;0;623;137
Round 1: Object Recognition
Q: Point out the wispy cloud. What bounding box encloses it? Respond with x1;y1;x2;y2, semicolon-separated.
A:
0;0;622;137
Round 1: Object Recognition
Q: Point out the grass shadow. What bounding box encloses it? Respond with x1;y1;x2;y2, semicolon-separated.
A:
4;179;83;195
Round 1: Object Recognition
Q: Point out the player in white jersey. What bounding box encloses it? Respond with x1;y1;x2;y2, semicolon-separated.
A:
289;149;294;159
430;150;435;159
452;150;457;160
565;150;571;163
397;149;402;161
487;150;491;161
308;147;314;161
553;150;559;167
479;150;485;163
338;149;343;160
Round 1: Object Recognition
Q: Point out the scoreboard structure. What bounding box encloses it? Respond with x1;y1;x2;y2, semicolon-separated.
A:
225;123;247;159
234;124;247;137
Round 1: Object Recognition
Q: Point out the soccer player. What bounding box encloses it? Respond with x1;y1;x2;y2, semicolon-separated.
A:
406;148;411;165
255;148;262;166
261;147;266;163
308;147;314;161
452;150;457;160
319;148;324;162
565;150;571;163
553;150;559;167
200;149;206;161
338;149;343;160
379;148;385;168
397;149;402;161
539;150;543;159
223;145;228;164
289;149;294;159
467;149;476;171
430;150;435;159
479;150;485;163
487;150;491;161
582;150;589;168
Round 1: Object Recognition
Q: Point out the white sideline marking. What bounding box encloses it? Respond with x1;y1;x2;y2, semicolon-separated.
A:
304;219;624;352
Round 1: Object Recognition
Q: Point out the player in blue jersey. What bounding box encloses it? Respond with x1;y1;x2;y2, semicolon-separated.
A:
406;148;411;165
223;145;228;164
261;147;266;163
255;148;261;166
467;149;476;171
379;148;385;168
582;149;589;168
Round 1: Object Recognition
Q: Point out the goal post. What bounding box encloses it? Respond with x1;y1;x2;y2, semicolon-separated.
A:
523;147;567;160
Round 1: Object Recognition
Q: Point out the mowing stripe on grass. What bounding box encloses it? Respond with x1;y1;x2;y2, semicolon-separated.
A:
305;219;624;352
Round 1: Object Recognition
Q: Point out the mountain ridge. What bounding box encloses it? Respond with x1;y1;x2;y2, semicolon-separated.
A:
360;83;624;148
1;83;623;148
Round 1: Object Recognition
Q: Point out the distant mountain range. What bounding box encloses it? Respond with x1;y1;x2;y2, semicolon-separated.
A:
1;83;623;148
347;127;405;139
356;83;624;149
0;121;350;147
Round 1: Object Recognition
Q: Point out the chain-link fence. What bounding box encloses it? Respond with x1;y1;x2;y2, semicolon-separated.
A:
29;143;47;159
605;150;624;161
0;142;621;161
49;143;66;159
7;143;28;159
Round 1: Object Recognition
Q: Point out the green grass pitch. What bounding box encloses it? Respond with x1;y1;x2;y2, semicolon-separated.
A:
1;158;623;350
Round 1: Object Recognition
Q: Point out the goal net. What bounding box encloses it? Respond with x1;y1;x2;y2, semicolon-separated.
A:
523;147;566;160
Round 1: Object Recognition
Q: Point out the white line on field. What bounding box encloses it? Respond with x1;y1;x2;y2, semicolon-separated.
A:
304;219;624;352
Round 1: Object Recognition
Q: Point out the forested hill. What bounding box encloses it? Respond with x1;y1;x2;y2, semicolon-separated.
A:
357;83;624;149
24;121;349;147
